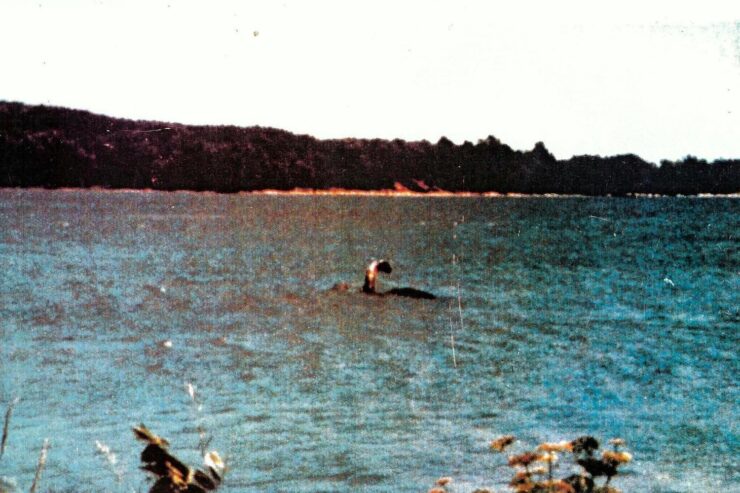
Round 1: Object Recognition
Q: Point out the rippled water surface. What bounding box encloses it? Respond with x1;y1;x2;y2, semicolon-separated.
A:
0;189;738;492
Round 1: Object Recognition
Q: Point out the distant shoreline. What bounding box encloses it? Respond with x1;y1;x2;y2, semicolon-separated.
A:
2;101;739;196
2;186;738;198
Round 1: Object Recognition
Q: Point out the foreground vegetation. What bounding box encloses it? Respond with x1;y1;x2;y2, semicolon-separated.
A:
2;394;635;493
451;434;631;493
1;102;738;195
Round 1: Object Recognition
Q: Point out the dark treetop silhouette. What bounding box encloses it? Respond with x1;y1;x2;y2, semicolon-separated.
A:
1;101;738;195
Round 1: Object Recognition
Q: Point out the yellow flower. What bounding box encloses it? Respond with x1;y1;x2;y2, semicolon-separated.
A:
538;441;573;452
509;472;533;489
536;452;558;464
598;487;622;493
602;450;632;464
540;479;576;492
508;452;541;468
132;424;169;447
512;483;536;493
490;434;516;452
435;476;452;486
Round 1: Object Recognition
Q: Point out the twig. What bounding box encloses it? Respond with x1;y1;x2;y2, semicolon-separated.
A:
449;280;465;369
456;281;465;334
95;440;124;482
29;438;49;493
186;382;211;456
197;426;212;457
447;307;457;368
0;397;19;460
449;253;461;368
450;215;466;368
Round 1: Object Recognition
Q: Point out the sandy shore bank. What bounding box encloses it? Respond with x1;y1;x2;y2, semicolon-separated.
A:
1;187;737;198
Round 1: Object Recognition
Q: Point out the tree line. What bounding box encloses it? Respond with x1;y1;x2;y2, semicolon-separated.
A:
1;101;737;195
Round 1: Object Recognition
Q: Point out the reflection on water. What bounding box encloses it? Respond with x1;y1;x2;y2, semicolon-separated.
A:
0;189;738;492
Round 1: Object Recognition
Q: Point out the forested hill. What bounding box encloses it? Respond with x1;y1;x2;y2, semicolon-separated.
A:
1;101;738;195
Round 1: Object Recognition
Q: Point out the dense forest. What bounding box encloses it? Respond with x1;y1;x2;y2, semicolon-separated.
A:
1;101;738;195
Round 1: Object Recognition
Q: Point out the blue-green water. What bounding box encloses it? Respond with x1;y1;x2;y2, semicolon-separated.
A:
0;189;737;492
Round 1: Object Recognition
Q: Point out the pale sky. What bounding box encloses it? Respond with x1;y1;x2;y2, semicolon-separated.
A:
1;0;738;163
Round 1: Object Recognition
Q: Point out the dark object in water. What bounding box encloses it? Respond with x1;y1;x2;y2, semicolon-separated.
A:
386;287;437;299
362;259;393;294
362;260;436;299
133;424;224;493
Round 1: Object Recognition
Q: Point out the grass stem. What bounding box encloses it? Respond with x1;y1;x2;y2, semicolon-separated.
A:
0;397;19;461
28;438;49;493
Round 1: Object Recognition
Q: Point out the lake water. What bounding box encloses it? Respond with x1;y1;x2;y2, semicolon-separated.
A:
0;189;737;492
